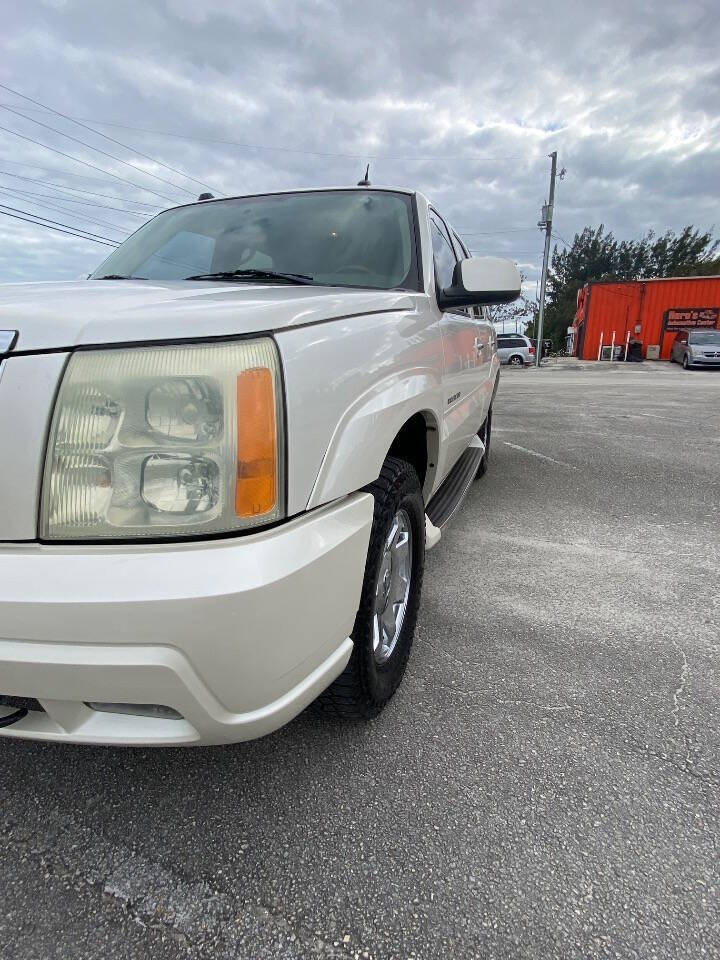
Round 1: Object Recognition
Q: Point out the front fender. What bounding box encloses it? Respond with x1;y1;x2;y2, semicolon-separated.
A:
276;307;444;515
307;369;442;508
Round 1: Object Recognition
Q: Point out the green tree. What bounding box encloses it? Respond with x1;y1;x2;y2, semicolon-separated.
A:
543;225;719;347
487;273;536;334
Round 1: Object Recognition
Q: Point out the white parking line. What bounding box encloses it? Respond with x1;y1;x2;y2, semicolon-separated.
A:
503;441;576;469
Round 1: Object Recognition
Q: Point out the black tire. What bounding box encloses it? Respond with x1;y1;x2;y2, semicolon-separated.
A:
476;405;492;479
315;457;425;719
683;354;690;370
509;354;524;367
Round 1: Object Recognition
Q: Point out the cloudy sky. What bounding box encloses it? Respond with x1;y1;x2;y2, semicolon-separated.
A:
2;0;719;320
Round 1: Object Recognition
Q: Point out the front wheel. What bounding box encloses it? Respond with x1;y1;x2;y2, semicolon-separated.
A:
683;354;690;370
315;457;425;719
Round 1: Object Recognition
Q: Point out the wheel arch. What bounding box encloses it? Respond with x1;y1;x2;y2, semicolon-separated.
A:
387;410;439;502
306;385;442;511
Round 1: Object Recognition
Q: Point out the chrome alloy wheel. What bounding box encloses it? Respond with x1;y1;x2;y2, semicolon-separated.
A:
373;509;413;664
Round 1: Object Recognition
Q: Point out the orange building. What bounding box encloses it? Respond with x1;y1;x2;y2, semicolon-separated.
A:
569;276;720;360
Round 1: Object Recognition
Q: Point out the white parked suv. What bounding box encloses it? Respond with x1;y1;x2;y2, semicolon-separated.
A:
0;186;519;745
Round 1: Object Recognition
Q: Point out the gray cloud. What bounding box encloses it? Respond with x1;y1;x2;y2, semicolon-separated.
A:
1;0;718;292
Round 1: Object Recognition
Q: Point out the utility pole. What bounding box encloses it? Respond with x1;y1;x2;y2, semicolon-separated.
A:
535;151;558;368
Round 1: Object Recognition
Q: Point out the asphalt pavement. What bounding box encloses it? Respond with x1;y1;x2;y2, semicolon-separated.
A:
2;362;719;960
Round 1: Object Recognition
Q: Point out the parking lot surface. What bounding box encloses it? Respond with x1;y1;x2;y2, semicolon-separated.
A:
2;363;719;960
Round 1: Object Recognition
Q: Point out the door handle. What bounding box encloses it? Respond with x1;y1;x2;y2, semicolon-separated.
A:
474;337;484;355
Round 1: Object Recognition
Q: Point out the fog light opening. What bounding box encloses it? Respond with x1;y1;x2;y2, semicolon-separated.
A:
85;702;184;720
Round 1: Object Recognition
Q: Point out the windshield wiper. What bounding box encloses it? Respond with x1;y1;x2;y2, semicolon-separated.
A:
95;274;149;280
184;269;315;285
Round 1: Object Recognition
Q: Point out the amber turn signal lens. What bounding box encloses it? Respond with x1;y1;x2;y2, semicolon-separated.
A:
235;368;276;516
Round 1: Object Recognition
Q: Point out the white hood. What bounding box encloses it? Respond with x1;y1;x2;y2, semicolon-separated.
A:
0;280;415;352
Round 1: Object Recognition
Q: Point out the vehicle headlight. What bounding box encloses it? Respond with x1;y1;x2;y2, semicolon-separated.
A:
41;338;284;539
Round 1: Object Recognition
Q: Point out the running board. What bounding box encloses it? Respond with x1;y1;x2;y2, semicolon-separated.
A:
425;436;484;530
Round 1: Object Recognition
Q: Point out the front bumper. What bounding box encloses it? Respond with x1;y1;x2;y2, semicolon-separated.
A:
0;493;374;746
688;356;720;366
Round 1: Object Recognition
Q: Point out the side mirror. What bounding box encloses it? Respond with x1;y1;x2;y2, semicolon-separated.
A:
438;257;521;309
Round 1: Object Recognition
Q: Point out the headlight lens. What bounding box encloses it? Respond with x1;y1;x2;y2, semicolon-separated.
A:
41;338;284;539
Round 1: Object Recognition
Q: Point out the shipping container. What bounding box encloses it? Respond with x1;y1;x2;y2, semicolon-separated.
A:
569;276;720;360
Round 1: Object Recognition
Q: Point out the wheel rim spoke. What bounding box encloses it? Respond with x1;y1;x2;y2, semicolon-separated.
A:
373;508;413;664
372;613;382;653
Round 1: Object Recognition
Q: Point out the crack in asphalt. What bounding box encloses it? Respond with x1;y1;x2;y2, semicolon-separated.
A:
670;643;690;729
668;642;704;774
624;737;715;790
0;813;349;960
407;667;719;792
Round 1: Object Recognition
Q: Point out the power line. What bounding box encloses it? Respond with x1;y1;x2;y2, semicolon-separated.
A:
0;168;161;210
0;122;182;204
0;157;169;198
0;101;197;200
0;182;154;216
0;206;119;246
0;202;123;243
0;83;223;197
0;104;541;162
1;205;197;275
0;188;132;236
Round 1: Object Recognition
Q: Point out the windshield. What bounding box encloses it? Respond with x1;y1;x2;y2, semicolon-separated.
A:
688;329;720;344
90;190;419;291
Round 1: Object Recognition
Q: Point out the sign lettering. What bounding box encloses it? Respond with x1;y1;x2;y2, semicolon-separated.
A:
664;307;719;331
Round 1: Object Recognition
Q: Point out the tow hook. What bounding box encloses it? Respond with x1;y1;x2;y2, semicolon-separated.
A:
0;708;27;728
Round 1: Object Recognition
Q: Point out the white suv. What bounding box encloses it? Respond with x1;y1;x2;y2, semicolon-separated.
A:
497;333;535;366
0;186;520;746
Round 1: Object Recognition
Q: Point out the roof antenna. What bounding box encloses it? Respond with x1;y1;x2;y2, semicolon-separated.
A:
357;164;371;187
198;192;214;201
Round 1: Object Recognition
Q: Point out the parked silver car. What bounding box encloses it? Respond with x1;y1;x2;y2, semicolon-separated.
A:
497;333;535;366
670;329;720;369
